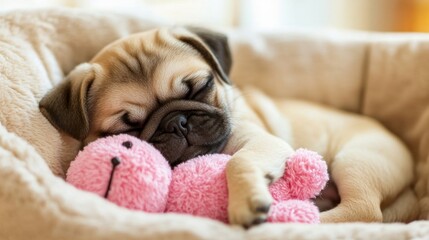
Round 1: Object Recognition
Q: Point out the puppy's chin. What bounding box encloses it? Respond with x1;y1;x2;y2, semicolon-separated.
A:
140;100;231;166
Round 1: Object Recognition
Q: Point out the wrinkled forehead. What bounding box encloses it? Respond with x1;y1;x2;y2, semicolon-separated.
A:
91;29;207;82
87;29;213;112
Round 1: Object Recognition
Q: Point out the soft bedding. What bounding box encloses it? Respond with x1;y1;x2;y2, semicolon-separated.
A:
1;8;429;240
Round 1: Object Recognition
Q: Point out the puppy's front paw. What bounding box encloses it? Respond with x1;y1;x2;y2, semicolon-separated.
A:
228;184;273;228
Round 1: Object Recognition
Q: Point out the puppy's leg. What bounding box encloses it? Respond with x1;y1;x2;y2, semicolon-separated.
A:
321;130;414;223
226;123;294;227
419;197;429;220
382;188;419;222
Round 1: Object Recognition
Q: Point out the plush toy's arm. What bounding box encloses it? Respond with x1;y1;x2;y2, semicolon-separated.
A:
269;149;329;201
268;200;320;224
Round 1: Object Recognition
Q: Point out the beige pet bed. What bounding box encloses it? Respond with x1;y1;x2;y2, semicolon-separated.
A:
1;8;429;240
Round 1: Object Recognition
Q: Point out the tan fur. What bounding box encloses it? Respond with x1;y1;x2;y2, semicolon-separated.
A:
240;88;418;223
40;27;418;226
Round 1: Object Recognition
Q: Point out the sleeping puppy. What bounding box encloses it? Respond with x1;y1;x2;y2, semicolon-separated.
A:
39;27;419;226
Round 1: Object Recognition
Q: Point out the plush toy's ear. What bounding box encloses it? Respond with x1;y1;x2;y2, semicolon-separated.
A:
175;27;232;84
39;63;95;140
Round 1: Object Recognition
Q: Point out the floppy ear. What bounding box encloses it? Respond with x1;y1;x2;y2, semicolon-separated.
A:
39;63;95;140
177;27;232;84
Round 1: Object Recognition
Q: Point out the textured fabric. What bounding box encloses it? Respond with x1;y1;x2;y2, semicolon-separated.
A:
1;7;429;240
167;154;231;223
268;200;319;224
0;8;163;177
168;149;326;224
67;134;172;213
228;30;370;113
269;149;328;201
360;34;429;220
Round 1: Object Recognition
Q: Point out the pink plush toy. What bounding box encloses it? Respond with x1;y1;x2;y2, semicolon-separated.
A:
67;134;328;224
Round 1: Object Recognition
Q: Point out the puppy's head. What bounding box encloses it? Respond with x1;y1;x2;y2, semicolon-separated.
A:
40;27;233;166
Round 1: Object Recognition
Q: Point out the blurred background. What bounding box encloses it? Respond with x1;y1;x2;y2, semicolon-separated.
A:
0;0;428;32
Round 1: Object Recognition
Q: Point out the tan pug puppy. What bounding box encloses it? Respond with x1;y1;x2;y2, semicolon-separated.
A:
39;27;419;226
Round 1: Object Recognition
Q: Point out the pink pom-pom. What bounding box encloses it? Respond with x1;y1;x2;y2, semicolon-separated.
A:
268;200;320;224
166;154;231;223
67;134;172;213
270;148;329;201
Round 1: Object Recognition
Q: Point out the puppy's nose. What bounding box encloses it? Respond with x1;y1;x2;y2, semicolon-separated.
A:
163;113;188;136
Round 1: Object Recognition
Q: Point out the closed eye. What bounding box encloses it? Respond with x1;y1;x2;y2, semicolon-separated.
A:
99;112;142;138
188;74;214;100
121;113;142;137
121;112;141;127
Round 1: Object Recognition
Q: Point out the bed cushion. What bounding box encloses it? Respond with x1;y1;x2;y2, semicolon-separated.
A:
0;8;428;240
